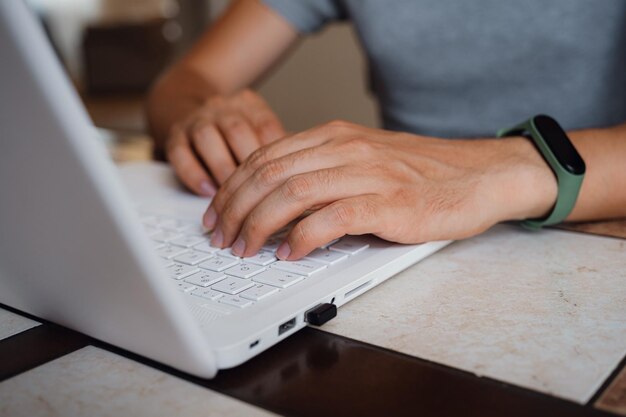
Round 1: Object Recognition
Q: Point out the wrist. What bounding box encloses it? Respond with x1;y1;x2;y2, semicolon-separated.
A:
487;136;558;222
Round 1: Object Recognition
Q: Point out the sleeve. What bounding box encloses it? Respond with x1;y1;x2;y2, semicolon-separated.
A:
261;0;347;33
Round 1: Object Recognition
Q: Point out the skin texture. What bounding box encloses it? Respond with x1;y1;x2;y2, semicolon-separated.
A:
202;121;557;259
147;0;626;260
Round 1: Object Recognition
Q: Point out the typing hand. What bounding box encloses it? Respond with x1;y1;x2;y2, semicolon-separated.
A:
202;120;556;260
165;89;285;196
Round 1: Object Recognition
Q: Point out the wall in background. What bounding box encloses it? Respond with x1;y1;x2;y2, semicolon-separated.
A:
257;24;379;132
209;0;379;132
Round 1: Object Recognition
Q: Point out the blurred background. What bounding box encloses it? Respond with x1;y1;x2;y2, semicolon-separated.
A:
28;0;377;160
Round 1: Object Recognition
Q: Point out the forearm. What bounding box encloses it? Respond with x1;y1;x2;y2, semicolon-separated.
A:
566;123;626;221
500;122;626;225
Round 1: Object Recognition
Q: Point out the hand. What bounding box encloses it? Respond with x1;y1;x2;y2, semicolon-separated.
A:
165;89;285;196
202;121;557;260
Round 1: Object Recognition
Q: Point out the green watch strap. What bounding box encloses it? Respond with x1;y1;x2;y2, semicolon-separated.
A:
497;115;585;230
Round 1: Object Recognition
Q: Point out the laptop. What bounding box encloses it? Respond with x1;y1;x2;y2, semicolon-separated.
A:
0;0;450;378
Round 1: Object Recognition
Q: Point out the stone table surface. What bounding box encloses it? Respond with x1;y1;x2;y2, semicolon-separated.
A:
321;224;626;404
0;308;39;341
0;346;276;417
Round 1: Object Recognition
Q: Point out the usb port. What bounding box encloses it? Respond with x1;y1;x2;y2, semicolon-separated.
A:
278;317;296;335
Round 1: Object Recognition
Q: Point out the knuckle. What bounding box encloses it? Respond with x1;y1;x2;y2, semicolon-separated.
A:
325;119;352;132
190;122;215;142
291;222;312;246
344;136;376;155
165;141;182;160
205;95;225;107
359;198;378;222
254;160;286;187
221;116;246;134
330;202;356;227
245;147;270;171
220;203;241;229
240;212;263;240
239;89;256;101
256;117;281;134
281;175;312;202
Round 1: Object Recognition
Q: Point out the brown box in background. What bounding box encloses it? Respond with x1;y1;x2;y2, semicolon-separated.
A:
82;18;177;94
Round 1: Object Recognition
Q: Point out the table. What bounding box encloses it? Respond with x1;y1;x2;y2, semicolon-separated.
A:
0;130;624;417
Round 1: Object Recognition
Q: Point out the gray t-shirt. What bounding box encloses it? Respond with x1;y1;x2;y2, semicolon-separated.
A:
263;0;626;138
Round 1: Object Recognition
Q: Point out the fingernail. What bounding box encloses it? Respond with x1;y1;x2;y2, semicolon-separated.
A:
231;237;246;257
210;226;224;248
204;206;217;230
199;180;216;196
276;241;291;260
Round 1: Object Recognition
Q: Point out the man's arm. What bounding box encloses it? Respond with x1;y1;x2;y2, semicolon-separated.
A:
146;0;298;195
201;120;626;260
566;123;626;221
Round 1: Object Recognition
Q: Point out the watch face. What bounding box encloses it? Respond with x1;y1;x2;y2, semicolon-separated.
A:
533;115;586;175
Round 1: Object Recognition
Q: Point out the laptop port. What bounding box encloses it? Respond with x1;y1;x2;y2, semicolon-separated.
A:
249;339;260;349
278;318;296;336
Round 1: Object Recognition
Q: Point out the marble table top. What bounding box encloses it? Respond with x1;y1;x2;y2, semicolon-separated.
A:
1;219;624;412
0;308;39;341
0;346;275;417
321;224;626;403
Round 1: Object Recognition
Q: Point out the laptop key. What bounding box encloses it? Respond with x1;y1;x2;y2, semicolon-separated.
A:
240;284;279;301
160;258;175;268
217;248;240;259
170;235;206;248
211;277;255;295
175;282;198;293
179;223;209;235
159;218;194;231
184;270;226;287
304;248;348;265
193;241;219;254
166;263;199;280
199;256;240;272
191;288;224;301
151;230;184;243
224;263;266;279
245;250;278;266
261;237;282;251
253;269;305;289
329;236;369;255
271;259;326;276
219;295;253;308
174;250;213;266
156;245;189;259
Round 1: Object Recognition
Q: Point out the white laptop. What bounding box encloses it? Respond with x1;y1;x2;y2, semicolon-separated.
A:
0;0;450;378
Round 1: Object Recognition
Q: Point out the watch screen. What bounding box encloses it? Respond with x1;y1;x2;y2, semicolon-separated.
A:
533;115;586;175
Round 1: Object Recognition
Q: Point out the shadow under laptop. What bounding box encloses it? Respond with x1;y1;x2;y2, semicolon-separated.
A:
162;328;600;417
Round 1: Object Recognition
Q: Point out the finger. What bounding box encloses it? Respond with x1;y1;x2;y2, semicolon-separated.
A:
209;121;351;219
236;91;285;144
189;120;238;185
231;167;384;257
215;111;262;162
166;126;216;196
217;144;355;246
279;196;381;260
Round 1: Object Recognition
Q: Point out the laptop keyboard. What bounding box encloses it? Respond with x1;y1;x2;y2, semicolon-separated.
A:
140;213;369;312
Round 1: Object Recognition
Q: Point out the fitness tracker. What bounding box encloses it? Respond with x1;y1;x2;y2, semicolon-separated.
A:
497;115;585;229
